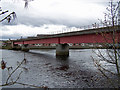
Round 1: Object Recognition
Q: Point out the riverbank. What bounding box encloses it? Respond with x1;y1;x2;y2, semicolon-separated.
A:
1;45;116;51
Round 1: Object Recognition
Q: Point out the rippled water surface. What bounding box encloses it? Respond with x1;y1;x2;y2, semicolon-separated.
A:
1;49;118;88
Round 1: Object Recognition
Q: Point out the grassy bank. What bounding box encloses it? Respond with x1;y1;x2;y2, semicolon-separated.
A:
2;46;13;50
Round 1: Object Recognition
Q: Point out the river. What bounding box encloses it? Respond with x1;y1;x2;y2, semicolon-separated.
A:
0;49;119;88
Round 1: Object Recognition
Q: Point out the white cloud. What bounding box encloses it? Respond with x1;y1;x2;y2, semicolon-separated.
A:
0;24;68;39
1;0;107;26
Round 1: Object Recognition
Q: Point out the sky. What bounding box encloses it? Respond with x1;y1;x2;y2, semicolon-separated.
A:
0;0;119;40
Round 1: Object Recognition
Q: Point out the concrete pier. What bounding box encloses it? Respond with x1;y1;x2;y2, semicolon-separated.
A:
56;44;69;56
21;44;29;52
11;43;21;50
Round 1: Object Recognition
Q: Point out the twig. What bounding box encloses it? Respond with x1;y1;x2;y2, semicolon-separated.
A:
6;59;25;84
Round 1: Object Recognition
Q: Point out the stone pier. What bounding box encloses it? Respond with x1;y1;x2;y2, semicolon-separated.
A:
11;41;21;50
56;44;69;56
21;44;29;52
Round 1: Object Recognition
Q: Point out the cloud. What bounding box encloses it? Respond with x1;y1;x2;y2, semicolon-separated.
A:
0;24;69;39
1;0;106;27
1;0;119;40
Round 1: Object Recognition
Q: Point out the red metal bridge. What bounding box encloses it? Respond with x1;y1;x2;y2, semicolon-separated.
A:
14;26;120;45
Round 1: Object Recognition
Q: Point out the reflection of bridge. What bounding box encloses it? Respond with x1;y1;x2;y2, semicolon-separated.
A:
13;26;120;56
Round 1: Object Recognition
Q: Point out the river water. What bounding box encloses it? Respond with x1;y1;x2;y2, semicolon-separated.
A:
0;49;119;88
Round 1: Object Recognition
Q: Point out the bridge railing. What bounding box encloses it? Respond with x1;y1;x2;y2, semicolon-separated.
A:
47;23;113;35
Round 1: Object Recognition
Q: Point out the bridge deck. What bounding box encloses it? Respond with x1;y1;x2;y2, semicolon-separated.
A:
14;26;120;44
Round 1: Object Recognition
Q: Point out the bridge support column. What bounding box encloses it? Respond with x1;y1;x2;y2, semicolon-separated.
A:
21;44;29;52
11;41;21;50
11;41;15;48
56;44;69;57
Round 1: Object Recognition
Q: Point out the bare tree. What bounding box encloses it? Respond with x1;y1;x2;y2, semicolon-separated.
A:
0;7;16;23
0;58;48;88
0;0;34;23
92;0;120;88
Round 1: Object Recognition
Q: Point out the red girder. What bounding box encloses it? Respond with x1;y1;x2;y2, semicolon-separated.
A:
14;32;120;44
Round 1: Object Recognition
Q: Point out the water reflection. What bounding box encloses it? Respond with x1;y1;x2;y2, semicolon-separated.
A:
56;55;69;60
56;56;69;71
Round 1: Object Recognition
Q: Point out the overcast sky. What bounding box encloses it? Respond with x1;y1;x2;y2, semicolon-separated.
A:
0;0;119;40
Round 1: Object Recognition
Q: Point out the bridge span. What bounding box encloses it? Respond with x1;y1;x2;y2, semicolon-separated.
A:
12;26;120;56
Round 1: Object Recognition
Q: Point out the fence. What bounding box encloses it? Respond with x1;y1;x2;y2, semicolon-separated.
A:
47;23;113;35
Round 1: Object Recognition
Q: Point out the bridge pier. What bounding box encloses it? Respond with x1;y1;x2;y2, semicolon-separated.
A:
56;43;69;57
11;42;21;50
21;44;29;52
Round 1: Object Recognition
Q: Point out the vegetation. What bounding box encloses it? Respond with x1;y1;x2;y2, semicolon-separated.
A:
92;0;120;88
